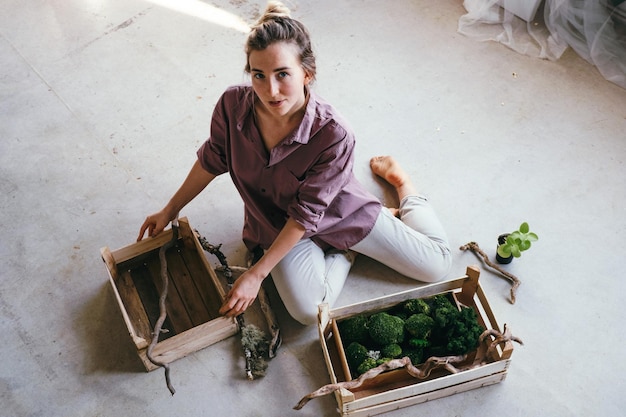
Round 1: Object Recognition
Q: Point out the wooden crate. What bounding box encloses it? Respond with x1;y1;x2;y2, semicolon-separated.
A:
101;217;238;371
317;266;514;417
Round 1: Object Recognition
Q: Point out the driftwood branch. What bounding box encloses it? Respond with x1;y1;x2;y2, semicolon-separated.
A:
293;354;467;410
459;241;521;304
195;238;256;380
479;324;524;360
146;220;179;395
196;234;276;379
246;248;282;358
227;266;282;358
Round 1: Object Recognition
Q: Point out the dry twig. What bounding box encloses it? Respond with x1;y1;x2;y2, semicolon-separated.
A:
293;354;467;410
459;241;521;304
146;220;179;395
229;266;282;358
196;235;275;380
479;324;524;360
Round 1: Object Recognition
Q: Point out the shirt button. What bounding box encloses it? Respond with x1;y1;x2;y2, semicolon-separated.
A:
261;188;266;193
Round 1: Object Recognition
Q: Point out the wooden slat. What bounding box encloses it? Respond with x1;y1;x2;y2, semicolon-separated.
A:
144;252;193;335
329;277;468;321
476;283;500;333
188;223;229;301
178;218;224;318
332;319;352;382
476;283;514;360
185;220;234;318
101;247;149;350
138;316;238;370
338;388;355;412
318;304;340;385
457;265;479;306
342;360;510;413
178;245;222;319
318;303;331;330
342;371;507;417
111;229;174;264
132;263;178;340
166;245;212;326
177;217;197;252
118;270;154;345
101;246;120;281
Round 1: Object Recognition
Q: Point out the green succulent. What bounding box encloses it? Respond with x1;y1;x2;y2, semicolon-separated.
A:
497;222;538;258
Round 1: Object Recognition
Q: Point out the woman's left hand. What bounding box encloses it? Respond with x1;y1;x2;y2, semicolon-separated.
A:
219;218;305;318
219;269;264;318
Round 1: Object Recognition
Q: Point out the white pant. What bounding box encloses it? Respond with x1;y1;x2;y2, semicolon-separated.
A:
270;195;452;325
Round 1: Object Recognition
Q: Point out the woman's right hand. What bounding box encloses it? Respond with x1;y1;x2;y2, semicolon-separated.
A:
137;208;175;241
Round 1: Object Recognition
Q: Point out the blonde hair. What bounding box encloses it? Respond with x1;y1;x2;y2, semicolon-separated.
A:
245;1;316;81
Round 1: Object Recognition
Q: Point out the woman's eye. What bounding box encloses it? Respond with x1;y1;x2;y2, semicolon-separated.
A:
278;71;288;78
253;73;264;79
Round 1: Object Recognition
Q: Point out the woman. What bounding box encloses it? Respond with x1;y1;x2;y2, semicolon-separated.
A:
138;1;451;325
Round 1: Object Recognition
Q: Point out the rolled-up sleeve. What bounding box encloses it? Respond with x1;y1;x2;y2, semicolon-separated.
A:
197;92;229;176
288;123;354;233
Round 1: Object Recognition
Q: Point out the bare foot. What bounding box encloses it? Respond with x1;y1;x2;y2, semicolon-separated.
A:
370;156;417;200
370;156;409;189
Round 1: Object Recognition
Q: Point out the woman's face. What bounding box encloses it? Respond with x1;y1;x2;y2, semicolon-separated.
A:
249;41;312;119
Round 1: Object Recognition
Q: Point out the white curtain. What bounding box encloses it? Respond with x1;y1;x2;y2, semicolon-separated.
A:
458;0;626;89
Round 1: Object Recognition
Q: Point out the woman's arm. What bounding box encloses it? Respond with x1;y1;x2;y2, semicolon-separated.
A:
137;159;216;240
219;217;306;317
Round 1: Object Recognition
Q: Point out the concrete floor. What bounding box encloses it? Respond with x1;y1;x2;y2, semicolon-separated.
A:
2;1;625;416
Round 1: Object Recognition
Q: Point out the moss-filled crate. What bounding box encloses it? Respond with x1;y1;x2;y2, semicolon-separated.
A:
101;217;238;371
317;266;515;417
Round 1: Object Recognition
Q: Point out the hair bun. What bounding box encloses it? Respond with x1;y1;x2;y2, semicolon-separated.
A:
256;1;291;25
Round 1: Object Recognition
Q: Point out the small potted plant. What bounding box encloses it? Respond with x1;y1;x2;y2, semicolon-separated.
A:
496;222;538;264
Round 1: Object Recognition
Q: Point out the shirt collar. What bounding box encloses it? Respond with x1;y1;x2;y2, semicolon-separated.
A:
236;85;326;144
236;85;256;130
284;86;316;145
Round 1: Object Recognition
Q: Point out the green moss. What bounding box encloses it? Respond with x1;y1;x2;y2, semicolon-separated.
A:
356;357;379;375
405;313;435;339
368;312;405;345
338;315;369;345
403;298;431;316
380;343;403;359
345;342;369;370
341;293;484;377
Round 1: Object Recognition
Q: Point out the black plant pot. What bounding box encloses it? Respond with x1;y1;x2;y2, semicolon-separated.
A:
496;233;513;264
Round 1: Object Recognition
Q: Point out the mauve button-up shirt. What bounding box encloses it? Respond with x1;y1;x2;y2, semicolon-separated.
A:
197;84;382;251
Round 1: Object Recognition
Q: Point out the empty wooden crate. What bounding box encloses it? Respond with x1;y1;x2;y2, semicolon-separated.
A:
101;217;238;371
